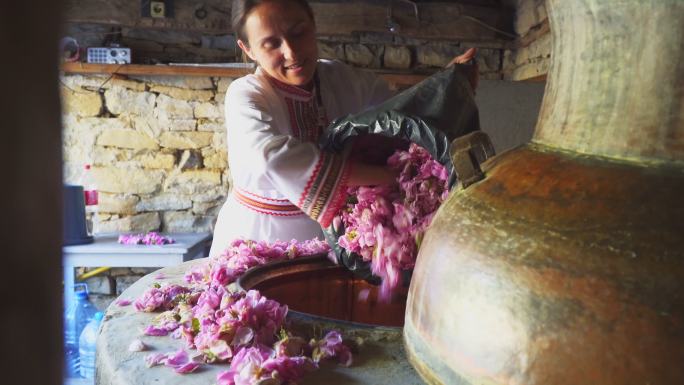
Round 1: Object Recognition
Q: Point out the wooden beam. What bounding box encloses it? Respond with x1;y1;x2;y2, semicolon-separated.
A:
60;62;429;89
63;0;514;44
312;1;513;42
63;0;231;33
60;62;253;78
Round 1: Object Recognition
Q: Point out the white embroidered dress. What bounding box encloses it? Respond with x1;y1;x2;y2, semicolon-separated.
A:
209;60;392;257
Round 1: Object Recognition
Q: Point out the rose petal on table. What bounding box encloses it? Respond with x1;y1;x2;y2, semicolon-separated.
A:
144;352;167;368
115;298;132;306
128;339;147;352
143;325;170;336
164;349;189;366
174;362;201;374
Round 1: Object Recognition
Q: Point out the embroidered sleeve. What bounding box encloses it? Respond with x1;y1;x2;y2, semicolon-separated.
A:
297;151;353;227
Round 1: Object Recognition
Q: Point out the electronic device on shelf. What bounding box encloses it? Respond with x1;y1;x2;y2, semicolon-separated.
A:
86;47;131;64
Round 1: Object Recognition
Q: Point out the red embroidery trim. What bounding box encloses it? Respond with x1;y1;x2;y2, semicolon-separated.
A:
265;74;312;98
318;158;353;228
299;154;326;208
235;192;299;212
237;188;291;202
234;189;303;217
236;200;304;217
308;154;343;219
285;98;301;138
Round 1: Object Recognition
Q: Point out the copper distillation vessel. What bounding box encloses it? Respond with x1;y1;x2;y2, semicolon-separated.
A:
404;0;684;384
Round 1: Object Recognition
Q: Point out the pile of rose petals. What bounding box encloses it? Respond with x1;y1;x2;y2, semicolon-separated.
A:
118;232;175;245
184;238;330;288
133;238;352;384
336;143;450;299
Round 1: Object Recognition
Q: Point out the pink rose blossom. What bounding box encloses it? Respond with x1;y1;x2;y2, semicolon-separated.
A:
118;232;175;245
311;331;353;367
144;352;167;368
143;325;171;336
134;284;190;313
217;344;315;385
337;143;449;299
274;335;310;358
164;349;202;374
262;355;316;383
115;298;132;306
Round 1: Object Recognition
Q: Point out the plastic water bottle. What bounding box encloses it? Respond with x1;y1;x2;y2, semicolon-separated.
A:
79;311;104;379
64;283;97;378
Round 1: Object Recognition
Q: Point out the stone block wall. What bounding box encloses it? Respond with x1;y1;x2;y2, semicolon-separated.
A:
66;23;505;79
61;73;233;234
317;34;503;80
502;0;550;80
78;266;159;310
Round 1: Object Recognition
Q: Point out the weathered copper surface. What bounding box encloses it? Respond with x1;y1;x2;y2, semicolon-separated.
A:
534;0;684;163
404;0;684;383
405;144;684;384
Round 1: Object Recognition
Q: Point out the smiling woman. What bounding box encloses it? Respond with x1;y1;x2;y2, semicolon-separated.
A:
209;0;477;257
234;0;318;87
208;0;401;257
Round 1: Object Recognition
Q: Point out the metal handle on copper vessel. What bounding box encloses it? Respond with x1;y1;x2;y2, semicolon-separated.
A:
450;131;495;189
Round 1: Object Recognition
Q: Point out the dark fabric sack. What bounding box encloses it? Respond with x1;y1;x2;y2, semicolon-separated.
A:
319;64;481;282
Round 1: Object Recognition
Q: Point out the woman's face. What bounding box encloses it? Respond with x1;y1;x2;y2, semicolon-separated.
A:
238;1;318;87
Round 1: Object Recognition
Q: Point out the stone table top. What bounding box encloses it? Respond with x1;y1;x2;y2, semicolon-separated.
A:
96;259;425;385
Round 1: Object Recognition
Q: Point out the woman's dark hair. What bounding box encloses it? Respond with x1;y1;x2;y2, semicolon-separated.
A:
232;0;315;44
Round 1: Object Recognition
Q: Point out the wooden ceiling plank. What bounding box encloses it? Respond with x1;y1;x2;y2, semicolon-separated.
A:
63;0;513;44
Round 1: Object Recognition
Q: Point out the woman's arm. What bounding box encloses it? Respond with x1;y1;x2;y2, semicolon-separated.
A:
226;77;354;228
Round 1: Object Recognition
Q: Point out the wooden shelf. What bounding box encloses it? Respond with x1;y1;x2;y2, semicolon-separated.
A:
61;62;254;78
60;62;429;88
